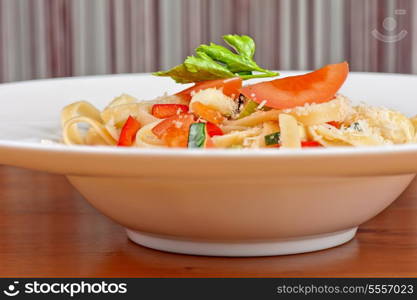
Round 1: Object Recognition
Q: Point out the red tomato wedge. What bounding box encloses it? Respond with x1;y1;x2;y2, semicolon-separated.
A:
241;62;349;109
117;116;141;146
176;77;242;101
151;113;195;147
301;141;322;147
151;104;189;119
206;122;223;137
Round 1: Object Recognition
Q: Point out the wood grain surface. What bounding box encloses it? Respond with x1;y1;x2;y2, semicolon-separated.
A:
1;165;416;278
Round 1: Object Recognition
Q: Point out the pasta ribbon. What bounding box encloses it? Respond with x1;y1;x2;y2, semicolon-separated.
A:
249;121;279;148
279;114;301;148
353;105;415;144
224;109;281;127
61;101;102;126
63;116;116;145
61;101;105;145
60;92;416;149
212;127;262;148
283;95;353;126
135;121;165;148
308;121;389;147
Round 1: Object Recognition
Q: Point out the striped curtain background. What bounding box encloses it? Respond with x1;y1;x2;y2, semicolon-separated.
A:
0;0;416;83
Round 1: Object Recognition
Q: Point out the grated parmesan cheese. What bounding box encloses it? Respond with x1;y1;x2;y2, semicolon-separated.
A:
189;88;237;116
282;95;354;125
173;121;183;128
351;103;415;144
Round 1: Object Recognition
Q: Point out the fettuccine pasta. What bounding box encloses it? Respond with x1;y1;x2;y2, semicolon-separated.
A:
61;89;416;149
60;59;417;149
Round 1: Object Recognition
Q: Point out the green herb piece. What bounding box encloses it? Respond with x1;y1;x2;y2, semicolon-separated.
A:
352;122;362;132
264;132;281;146
188;123;208;148
238;99;259;119
237;71;253;76
223;34;255;58
197;43;263;74
154;35;279;83
154;53;235;84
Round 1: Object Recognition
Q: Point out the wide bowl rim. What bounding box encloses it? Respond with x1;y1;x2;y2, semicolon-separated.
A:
1;71;417;158
2;138;417;159
0;70;417;176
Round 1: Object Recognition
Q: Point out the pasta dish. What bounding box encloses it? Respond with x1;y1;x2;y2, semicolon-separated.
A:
61;35;417;149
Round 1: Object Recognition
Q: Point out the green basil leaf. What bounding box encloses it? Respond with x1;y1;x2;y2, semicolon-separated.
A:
196;43;259;73
184;54;235;79
153;54;234;84
153;64;201;84
223;34;255;58
154;34;279;83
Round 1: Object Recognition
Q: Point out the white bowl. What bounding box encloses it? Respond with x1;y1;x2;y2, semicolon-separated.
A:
1;72;417;256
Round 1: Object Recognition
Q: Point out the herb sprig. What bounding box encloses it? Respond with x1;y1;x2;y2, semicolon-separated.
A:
153;35;279;84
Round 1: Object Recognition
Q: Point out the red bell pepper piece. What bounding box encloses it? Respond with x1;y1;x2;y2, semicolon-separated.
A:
270;141;322;148
117;116;141;146
301;141;322;147
151;104;189;119
206;122;223;137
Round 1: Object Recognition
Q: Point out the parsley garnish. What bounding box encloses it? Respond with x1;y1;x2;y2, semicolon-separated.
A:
154;35;279;83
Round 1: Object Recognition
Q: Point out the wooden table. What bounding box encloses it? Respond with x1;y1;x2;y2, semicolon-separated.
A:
1;165;417;278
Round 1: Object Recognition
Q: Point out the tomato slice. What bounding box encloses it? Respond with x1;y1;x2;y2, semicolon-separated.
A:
152;113;195;138
176;77;242;101
241;62;349;109
117;116;141;146
151;113;195;147
206;122;223;137
301;141;322;147
151;104;189;119
163;127;189;148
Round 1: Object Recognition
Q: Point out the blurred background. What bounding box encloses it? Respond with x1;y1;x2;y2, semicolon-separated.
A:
0;0;415;83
